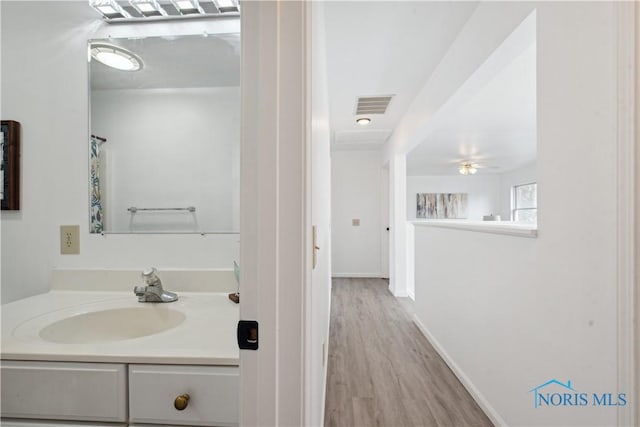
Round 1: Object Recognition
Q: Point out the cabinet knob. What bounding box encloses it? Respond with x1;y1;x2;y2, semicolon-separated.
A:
174;393;190;410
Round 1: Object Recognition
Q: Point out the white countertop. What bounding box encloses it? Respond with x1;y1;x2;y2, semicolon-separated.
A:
1;290;239;366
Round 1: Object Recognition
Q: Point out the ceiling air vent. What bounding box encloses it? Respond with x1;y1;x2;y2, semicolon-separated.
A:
354;95;394;115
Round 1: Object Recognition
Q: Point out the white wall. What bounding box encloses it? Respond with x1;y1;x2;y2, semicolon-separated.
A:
331;149;382;277
498;161;536;220
389;154;407;296
411;2;622;426
383;3;539;299
0;1;240;304
91;87;240;233
406;174;500;221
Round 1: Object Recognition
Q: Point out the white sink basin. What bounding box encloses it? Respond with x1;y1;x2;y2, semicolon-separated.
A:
38;306;186;344
3;291;239;365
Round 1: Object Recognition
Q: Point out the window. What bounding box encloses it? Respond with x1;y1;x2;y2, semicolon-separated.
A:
512;183;537;224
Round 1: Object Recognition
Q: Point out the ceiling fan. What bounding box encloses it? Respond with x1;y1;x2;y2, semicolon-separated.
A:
451;159;500;175
458;162;478;175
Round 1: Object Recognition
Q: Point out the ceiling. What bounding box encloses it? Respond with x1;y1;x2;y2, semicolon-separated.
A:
406;42;536;175
323;1;537;175
324;1;479;150
89;2;536;174
90;33;240;90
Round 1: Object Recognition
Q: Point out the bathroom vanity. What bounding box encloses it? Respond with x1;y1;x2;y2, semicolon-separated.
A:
1;5;243;425
2;362;238;426
1;271;240;427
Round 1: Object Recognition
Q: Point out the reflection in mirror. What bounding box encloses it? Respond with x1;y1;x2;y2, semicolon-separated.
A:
89;33;240;234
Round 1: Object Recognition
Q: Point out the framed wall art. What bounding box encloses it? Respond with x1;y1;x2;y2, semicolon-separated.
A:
416;193;467;219
1;120;21;210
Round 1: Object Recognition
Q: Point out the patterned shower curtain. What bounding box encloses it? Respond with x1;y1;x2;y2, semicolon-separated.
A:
90;136;104;233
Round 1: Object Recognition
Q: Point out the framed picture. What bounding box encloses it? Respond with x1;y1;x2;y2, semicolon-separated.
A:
416;193;468;219
1;120;21;210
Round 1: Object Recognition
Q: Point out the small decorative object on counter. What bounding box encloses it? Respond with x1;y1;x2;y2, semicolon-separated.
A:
228;260;240;304
482;214;501;221
228;292;240;304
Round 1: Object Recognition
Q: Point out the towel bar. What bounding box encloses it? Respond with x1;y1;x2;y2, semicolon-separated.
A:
127;206;196;213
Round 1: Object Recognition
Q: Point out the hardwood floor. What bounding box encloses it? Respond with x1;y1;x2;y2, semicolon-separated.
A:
324;278;493;427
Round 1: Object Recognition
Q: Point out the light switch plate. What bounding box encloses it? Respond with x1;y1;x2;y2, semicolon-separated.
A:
60;225;80;254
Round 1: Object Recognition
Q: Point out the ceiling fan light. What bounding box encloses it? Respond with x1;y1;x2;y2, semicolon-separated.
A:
459;163;477;175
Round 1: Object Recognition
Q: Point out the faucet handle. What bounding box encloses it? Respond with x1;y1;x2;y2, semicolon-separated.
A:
142;267;162;287
142;267;157;278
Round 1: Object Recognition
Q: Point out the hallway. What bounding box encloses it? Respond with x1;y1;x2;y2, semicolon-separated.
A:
324;278;493;427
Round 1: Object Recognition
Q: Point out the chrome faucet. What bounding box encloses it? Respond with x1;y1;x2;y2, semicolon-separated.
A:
133;267;178;303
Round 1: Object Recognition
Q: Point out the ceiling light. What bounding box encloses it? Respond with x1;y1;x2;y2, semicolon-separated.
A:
90;0;131;19
90;43;143;71
130;0;167;16
171;0;203;14
89;0;239;20
356;118;371;126
459;163;478;175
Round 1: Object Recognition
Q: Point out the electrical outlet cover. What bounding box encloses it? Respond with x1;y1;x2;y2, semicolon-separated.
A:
60;225;80;254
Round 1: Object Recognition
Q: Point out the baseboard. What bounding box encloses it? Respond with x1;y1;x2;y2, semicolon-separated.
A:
391;289;409;297
412;314;507;427
320;323;330;427
320;286;332;427
331;273;382;278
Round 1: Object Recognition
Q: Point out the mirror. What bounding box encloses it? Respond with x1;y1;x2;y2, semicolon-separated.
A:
89;33;240;234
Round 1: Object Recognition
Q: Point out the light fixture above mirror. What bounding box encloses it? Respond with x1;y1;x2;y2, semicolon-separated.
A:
90;0;131;19
171;0;203;14
130;0;167;17
89;0;239;21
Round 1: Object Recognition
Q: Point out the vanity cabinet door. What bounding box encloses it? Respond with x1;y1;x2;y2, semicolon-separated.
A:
0;361;127;422
128;364;239;427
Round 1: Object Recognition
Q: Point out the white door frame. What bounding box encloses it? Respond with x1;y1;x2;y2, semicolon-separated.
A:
381;166;390;279
636;3;640;422
239;1;307;425
616;2;636;426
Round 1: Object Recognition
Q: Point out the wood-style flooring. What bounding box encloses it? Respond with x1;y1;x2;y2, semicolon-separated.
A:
324;278;493;427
